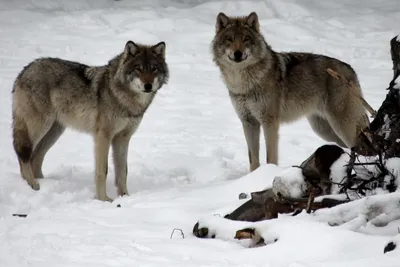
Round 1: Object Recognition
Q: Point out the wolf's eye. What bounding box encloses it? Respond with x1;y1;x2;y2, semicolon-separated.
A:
243;36;251;42
151;65;158;72
225;36;233;42
134;65;141;71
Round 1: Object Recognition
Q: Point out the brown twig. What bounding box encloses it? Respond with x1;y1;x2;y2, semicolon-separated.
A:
306;192;315;213
327;68;377;117
277;192;350;211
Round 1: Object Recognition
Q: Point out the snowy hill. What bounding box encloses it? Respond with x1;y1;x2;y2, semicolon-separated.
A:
0;0;400;266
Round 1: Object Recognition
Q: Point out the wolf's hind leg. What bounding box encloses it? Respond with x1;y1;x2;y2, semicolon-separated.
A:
13;118;38;190
13;114;54;190
31;121;66;178
326;115;360;149
307;114;347;148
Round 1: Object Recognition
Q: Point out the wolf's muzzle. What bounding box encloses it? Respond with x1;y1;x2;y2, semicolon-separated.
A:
144;83;152;93
231;50;248;63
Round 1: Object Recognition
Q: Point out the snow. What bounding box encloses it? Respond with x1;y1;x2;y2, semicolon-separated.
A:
1;0;400;266
272;166;306;198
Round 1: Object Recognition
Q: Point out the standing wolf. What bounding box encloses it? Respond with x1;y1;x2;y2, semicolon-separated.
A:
12;40;169;201
212;12;370;170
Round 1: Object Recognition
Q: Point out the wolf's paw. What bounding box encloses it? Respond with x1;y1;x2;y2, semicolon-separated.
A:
28;180;40;191
97;195;114;202
117;186;129;197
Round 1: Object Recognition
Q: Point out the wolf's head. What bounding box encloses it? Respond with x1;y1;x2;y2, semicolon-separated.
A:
115;41;169;94
211;12;269;67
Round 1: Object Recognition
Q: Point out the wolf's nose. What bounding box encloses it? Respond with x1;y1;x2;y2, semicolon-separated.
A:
234;50;243;60
144;83;152;91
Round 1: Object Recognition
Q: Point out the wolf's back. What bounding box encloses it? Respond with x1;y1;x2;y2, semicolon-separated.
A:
13;57;91;94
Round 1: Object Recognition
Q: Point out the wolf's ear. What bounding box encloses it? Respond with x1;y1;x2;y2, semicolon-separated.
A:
216;12;229;33
152;42;166;58
245;12;259;32
125;41;140;56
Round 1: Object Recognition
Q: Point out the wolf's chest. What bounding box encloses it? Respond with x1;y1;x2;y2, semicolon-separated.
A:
223;72;253;94
222;67;267;96
112;116;142;135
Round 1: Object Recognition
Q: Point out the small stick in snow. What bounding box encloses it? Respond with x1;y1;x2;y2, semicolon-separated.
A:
306;192;315;214
238;192;248;199
12;214;28;218
170;228;185;239
384;241;397;254
326;68;377;117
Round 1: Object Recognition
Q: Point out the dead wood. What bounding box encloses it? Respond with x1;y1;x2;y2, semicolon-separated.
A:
234;228;265;246
192;222;209;238
224;189;295;222
297;144;345;197
390;35;400;86
276;193;350;210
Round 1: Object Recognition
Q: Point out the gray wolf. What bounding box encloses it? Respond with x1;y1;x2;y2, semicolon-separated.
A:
12;40;169;201
211;11;370;171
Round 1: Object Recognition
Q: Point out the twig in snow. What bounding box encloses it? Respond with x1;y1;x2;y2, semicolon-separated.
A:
170;228;185;239
12;214;28;218
306;192;315;214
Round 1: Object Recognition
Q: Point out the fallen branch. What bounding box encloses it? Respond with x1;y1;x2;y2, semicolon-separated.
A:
276;192;350;212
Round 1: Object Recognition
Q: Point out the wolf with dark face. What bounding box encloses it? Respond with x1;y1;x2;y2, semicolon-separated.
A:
212;12;370;170
12;40;169;201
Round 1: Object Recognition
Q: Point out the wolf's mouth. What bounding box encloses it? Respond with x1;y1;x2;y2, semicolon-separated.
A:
229;54;248;63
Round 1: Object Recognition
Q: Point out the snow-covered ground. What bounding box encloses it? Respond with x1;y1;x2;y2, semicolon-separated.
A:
1;0;400;266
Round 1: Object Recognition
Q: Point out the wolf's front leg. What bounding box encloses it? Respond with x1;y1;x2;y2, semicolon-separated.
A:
112;128;133;197
241;117;261;172
262;119;279;165
94;131;112;202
